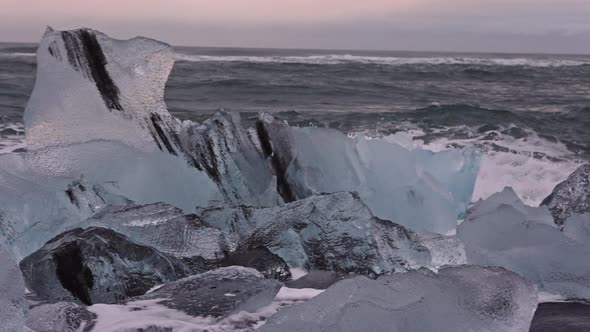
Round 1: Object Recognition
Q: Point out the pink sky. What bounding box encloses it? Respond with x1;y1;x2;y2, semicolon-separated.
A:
1;0;590;53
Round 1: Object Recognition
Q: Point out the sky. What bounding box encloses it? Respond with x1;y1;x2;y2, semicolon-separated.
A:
1;0;590;53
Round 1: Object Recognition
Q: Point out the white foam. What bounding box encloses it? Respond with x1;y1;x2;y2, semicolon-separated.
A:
88;286;324;332
175;53;589;67
369;126;583;206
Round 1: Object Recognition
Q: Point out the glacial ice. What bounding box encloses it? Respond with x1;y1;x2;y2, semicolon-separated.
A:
256;117;480;233
82;202;232;261
258;265;538;332
541;164;590;226
458;187;590;298
179;111;281;206
20;227;190;305
25;302;96;332
563;214;590;247
197;192;431;275
26;28;182;154
137;266;282;319
0;246;27;332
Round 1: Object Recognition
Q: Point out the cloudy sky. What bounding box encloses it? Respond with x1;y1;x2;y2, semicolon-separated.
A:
1;0;589;53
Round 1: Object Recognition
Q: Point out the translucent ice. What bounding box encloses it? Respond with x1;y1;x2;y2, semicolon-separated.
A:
26;28;182;154
563;214;590;247
179;111;281;206
197;192;431;275
256;117;480;233
82;202;232;260
458;187;590;298
0;246;27;332
258;265;538;332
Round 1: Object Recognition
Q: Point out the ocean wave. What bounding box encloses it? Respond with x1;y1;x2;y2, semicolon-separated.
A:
175;53;590;67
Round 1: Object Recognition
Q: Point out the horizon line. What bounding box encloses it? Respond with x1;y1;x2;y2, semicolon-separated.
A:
1;40;589;57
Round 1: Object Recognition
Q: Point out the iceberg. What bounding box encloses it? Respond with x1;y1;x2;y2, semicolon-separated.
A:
541;164;590;226
255;116;480;233
26;27;182;154
458;187;590;298
258;265;538;332
197;192;431;276
0;246;27;332
179;111;281;206
20;227;190;305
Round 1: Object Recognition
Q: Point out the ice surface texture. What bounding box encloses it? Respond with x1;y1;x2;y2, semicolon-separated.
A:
541;164;590;226
0;246;27;332
137;266;282;319
458;187;590;298
258;265;538;332
83;203;232;260
563;214;590;246
198;192;431;275
25;302;96;332
20;227;190;305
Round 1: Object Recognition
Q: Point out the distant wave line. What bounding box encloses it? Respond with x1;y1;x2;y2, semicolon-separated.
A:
174;53;590;67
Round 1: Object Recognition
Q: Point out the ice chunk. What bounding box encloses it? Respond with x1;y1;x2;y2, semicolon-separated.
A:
256;116;480;233
25;302;96;332
197;192;431;275
0;246;27;332
458;187;590;298
20;227;190;305
258;265;538;332
218;247;291;281
26;28;182;154
24;141;222;212
541;164;590;226
179;111;281;206
137;266;282;319
563;214;590;247
0;152;133;259
82;202;232;260
417;232;467;268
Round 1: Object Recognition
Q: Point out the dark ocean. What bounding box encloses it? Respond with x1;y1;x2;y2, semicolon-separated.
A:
0;42;588;204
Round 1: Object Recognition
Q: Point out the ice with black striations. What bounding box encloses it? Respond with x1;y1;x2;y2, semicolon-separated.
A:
25;302;96;332
136;266;282;319
82;203;232;261
541;164;590;226
258;265;538;332
0;246;27;332
458;187;590;298
20;227;190;305
26;27;183;154
197;192;431;276
179;111;281;206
